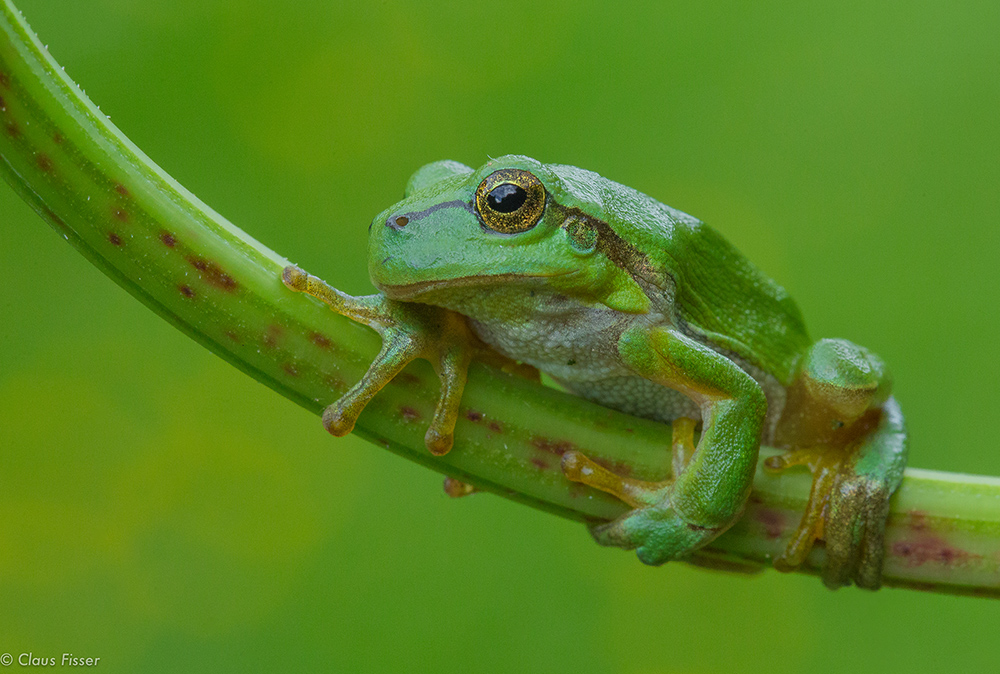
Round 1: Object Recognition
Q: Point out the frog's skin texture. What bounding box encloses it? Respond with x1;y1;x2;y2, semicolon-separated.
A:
283;155;907;590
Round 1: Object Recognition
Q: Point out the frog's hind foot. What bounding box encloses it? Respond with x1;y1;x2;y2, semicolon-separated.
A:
767;340;907;590
765;399;906;590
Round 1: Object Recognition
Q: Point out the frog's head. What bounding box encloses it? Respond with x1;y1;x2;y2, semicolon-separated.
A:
367;155;650;314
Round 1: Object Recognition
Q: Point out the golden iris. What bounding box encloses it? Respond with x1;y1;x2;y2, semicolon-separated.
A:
475;169;546;234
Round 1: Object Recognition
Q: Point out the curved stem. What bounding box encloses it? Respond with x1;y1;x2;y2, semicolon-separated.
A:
1;0;998;596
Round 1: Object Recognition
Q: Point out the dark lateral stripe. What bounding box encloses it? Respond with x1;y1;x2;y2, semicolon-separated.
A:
400;199;473;221
556;204;668;290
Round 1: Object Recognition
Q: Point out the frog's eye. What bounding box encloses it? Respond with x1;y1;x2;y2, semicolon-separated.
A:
475;169;546;234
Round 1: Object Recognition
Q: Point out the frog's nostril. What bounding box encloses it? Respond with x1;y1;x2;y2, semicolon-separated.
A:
387;215;409;230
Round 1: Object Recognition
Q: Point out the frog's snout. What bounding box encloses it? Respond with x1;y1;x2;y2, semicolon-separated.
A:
378;199;474;236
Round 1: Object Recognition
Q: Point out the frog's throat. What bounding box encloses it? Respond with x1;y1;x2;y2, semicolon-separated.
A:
375;271;577;302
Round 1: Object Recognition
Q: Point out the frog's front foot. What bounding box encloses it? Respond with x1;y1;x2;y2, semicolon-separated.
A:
765;399;906;589
282;264;485;455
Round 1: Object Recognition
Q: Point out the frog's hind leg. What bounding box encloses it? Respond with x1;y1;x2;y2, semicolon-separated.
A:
824;399;905;589
768;338;907;590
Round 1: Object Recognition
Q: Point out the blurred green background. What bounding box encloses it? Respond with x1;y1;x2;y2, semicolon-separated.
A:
1;0;998;671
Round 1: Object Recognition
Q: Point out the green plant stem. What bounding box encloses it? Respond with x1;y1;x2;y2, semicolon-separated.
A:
1;0;998;597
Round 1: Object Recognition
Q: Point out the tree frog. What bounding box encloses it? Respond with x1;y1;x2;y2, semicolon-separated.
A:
282;155;906;590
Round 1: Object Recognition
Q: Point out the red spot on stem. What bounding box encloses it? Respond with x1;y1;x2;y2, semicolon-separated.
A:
754;509;785;539
399;406;421;422
0;71;9;88
282;363;300;377
0;95;6;112
262;324;283;348
892;536;977;568
488;421;503;433
589;456;634;478
322;374;345;390
114;182;129;196
530;457;550;470
159;231;177;247
532;437;635;477
35;153;53;172
187;255;238;292
112;207;129;223
309;332;332;349
465;410;484;422
52;132;64;145
179;284;196;298
5;121;19;138
108;232;123;246
531;436;577;456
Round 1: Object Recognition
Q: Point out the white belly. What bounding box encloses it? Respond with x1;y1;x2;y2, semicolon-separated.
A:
469;299;701;424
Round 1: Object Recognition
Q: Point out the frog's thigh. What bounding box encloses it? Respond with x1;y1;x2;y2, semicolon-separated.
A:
619;326;767;528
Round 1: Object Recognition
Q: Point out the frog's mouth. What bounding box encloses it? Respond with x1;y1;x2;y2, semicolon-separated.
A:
376;270;577;302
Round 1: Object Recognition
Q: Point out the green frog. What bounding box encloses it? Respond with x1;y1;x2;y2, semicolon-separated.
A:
282;155;906;590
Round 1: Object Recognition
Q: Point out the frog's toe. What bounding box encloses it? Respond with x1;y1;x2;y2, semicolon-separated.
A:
424;426;454;456
636;536;672;566
589;516;637;551
823;473;892;590
321;404;354;437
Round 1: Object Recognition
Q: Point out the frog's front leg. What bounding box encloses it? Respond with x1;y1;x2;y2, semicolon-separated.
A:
282;265;494;455
563;326;767;564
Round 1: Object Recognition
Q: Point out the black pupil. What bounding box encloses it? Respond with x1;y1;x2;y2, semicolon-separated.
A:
486;183;527;213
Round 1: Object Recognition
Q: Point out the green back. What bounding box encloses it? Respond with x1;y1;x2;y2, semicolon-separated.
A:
547;163;812;383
